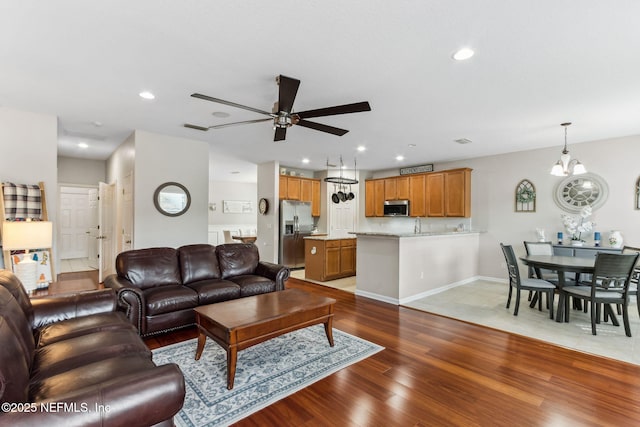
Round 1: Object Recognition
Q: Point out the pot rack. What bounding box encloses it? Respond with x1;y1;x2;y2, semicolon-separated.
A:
323;156;359;185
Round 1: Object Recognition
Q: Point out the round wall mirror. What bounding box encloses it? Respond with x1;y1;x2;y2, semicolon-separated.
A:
153;182;191;217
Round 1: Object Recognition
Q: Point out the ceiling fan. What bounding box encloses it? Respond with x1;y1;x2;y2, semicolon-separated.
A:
185;75;371;142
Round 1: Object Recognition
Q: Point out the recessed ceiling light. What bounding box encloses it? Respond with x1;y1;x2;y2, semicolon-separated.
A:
302;158;310;164
396;155;404;161
212;111;230;118
139;91;155;100
408;144;416;148
92;121;103;127
77;142;89;149
357;145;366;152
452;48;475;61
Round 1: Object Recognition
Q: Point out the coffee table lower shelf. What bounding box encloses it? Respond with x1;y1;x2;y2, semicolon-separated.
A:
194;288;336;390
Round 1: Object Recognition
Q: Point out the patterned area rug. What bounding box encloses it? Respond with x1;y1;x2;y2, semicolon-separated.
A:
152;325;383;426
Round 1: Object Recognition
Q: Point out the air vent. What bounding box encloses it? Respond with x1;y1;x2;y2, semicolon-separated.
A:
454;138;472;144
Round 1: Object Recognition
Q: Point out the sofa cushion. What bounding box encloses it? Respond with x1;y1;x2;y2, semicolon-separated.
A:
186;279;241;305
36;311;134;347
116;247;181;289
178;244;222;284
0;316;31;403
144;285;198;316
0;287;34;368
231;275;277;297
217;243;259;279
0;270;34;323
29;354;157;402
30;329;151;382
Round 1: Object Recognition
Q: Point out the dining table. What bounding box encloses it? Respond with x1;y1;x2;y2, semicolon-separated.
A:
519;254;596;323
231;235;257;244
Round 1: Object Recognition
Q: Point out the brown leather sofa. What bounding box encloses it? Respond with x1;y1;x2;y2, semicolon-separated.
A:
104;243;290;336
0;270;185;427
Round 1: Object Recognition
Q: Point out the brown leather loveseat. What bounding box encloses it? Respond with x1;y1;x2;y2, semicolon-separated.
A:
104;243;290;336
0;270;185;427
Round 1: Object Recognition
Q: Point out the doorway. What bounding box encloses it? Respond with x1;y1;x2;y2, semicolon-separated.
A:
58;186;97;273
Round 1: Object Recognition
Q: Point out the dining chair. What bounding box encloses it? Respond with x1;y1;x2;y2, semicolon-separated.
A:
523;241;558;307
500;244;556;319
621;245;640;317
223;230;239;243
562;252;639;336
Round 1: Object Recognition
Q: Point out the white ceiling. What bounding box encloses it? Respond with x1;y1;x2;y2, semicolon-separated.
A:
2;1;640;182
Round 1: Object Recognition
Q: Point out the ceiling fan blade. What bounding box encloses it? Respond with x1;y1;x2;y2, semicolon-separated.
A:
296;101;371;119
209;118;272;129
184;118;271;132
296;119;349;136
274;127;287;141
277;75;300;113
190;93;274;116
184;123;210;131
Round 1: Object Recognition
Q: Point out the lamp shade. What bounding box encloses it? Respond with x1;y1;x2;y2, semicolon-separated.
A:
2;221;53;250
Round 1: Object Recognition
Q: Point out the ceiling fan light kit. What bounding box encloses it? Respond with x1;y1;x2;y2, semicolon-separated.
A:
185;75;371;142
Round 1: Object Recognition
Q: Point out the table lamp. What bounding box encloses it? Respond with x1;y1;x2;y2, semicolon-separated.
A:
2;221;53;293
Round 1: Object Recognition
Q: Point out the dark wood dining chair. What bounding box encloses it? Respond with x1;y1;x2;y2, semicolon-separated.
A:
500;244;556;319
562;252;639;336
621;245;640;317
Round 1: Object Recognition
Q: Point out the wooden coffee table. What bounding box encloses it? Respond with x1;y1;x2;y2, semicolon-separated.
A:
194;288;336;389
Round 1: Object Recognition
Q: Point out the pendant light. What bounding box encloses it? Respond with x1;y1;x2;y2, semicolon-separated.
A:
550;122;586;176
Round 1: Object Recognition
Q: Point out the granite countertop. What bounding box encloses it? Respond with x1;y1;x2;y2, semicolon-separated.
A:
304;235;357;241
349;230;482;238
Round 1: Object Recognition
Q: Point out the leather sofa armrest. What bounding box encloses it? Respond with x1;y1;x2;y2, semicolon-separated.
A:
30;289;117;329
104;274;146;332
0;363;185;427
256;261;290;291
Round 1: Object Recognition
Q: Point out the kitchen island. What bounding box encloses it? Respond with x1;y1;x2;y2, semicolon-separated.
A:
351;231;481;305
304;235;357;282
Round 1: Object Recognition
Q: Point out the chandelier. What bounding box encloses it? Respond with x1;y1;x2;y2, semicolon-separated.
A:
550;122;586;176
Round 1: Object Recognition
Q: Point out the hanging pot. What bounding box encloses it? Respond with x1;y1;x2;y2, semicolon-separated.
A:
347;184;355;200
337;184;346;202
332;193;340;204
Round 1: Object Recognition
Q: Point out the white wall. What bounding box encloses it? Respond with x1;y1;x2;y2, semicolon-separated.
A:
130;130;209;248
0;107;58;271
257;161;279;263
438;134;640;279
58;156;106;185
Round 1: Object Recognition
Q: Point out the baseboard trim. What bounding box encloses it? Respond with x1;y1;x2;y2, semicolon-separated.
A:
355;276;506;306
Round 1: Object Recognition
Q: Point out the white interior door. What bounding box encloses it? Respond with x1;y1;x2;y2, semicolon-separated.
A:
58;187;90;259
98;182;116;282
87;188;99;270
329;198;356;237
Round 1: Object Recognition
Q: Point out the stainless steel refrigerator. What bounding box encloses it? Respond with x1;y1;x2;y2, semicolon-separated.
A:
279;200;314;268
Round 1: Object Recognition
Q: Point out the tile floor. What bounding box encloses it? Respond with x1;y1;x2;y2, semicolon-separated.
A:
59;258;96;274
289;269;356;293
404;279;640;365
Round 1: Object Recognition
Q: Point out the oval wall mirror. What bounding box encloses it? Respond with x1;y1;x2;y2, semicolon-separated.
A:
153;182;191;217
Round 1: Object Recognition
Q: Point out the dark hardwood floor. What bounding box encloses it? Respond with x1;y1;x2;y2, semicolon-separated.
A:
62;272;640;426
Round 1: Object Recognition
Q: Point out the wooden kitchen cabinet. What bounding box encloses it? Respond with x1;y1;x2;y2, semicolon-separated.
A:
304;238;357;281
426;169;471;217
279;176;321;216
444;168;471;217
409;174;426;217
426;173;445;217
365;168;471;218
311;180;321;217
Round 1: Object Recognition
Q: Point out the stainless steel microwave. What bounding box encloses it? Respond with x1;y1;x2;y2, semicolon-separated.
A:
383;200;410;216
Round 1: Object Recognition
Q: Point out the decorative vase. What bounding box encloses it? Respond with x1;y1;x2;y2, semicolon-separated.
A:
608;230;623;248
571;240;584;247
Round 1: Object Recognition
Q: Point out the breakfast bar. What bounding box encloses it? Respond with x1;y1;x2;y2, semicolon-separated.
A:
352;231;481;305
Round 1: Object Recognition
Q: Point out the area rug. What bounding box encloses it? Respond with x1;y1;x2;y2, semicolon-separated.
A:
152;325;383;426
